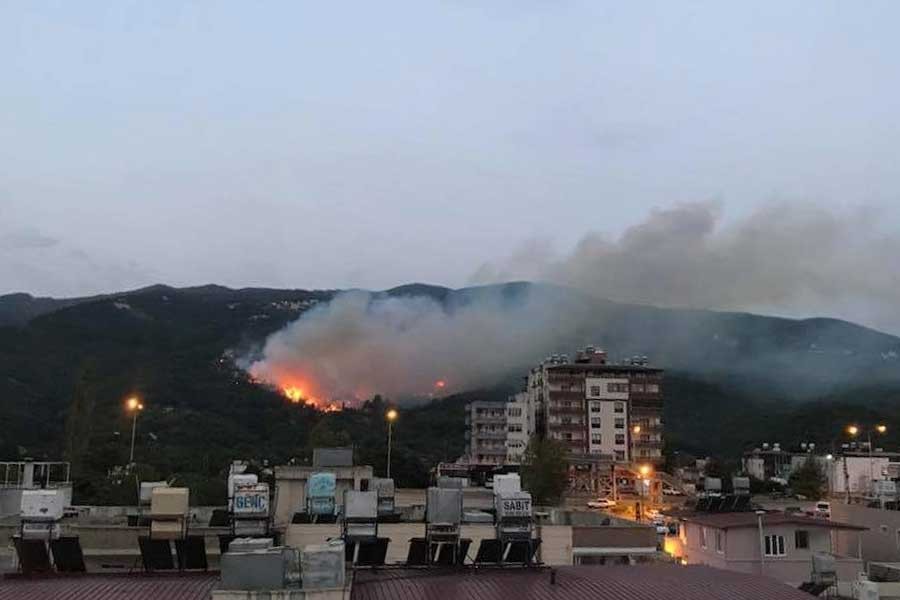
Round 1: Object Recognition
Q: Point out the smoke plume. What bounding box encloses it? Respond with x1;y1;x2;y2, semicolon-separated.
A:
247;288;588;403
473;201;900;333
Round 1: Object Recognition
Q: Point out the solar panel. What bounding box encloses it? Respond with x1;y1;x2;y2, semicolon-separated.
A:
14;538;51;575
175;536;208;570
733;495;751;512
405;537;435;565
50;537;86;573
356;538;390;566
707;497;724;512
505;539;541;564
435;538;471;565
694;498;711;512
474;539;503;564
138;537;175;571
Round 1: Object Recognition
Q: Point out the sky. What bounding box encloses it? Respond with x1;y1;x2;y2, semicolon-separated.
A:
2;2;900;319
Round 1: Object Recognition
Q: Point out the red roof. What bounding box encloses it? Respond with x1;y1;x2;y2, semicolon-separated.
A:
0;573;218;600
681;512;867;531
351;565;815;600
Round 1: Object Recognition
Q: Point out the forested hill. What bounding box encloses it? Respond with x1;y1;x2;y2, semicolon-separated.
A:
1;282;899;504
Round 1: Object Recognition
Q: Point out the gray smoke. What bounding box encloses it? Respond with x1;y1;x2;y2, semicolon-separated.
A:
473;201;900;333
247;288;589;403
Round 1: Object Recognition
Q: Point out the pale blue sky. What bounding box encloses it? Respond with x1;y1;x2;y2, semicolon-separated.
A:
2;1;899;298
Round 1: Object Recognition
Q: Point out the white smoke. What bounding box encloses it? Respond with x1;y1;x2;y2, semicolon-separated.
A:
247;287;588;402
473;201;900;333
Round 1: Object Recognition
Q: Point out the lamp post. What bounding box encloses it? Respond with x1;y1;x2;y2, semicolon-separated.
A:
631;425;641;464
126;397;144;465
386;408;398;479
847;423;887;499
756;510;766;576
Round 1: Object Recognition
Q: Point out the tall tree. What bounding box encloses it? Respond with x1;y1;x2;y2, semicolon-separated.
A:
789;456;828;500
521;436;569;505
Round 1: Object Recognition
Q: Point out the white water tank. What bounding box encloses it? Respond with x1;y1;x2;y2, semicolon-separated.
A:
20;489;64;521
853;577;879;600
493;474;522;497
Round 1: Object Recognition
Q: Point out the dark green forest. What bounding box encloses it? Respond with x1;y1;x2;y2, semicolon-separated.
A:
2;282;900;505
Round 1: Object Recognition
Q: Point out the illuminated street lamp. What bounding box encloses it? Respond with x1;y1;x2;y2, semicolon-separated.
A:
125;396;145;465
846;423;888;497
386;409;398;479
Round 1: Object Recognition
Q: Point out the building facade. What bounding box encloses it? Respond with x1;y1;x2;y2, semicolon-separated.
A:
674;512;865;587
527;347;664;465
465;401;509;466
466;346;664;467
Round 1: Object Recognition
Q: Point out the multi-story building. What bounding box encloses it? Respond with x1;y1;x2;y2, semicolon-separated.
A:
505;391;537;464
527;346;664;465
467;346;664;468
465;400;511;465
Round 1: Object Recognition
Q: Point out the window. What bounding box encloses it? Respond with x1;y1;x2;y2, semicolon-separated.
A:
764;535;786;557
631;384;645;393
700;527;707;548
591;434;602;444
508;407;522;417
590;402;601;413
563;432;573;441
615;418;625;429
715;531;724;553
614;402;625;414
508;424;523;433
607;383;628;393
590;385;601;396
591;418;602;427
615;434;625;445
646;384;659;393
614;450;625;461
795;530;809;549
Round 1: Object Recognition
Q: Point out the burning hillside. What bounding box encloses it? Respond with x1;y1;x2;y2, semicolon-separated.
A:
242;288;584;406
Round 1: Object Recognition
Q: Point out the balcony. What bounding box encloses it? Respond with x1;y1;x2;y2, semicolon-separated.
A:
474;431;508;440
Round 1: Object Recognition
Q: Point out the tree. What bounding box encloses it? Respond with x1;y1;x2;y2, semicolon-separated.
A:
520;436;569;505
789;456;827;500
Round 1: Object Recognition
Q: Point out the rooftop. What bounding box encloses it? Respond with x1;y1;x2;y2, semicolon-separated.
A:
351;564;815;600
0;573;217;600
546;363;662;373
681;512;867;532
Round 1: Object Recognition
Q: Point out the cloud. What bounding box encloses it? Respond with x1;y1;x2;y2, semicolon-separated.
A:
0;229;60;250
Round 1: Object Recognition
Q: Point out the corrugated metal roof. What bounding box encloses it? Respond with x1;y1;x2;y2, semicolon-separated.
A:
681;511;867;531
351;565;815;600
0;573;218;600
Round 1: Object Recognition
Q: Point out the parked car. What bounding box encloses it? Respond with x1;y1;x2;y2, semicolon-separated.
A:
587;497;617;509
662;486;684;496
814;501;831;519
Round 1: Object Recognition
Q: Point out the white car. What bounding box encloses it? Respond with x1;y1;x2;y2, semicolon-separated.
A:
587;498;617;509
663;487;684;496
814;501;831;519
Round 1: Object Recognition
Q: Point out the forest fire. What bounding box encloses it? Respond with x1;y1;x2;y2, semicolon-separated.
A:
279;384;342;412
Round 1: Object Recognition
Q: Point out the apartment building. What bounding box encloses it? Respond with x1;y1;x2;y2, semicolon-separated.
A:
527;347;664;465
465;400;509;465
466;346;663;467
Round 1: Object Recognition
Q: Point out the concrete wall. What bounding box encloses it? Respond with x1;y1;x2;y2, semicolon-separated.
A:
681;522;863;585
832;502;900;563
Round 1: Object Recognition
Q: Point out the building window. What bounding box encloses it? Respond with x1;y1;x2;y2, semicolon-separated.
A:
563;432;572;441
631;384;645;393
591;434;602;444
590;385;601;396
764;535;786;557
615;434;625;445
614;450;625;461
615;418;625;429
795;531;809;549
646;384;659;393
614;402;624;414
715;531;724;553
591;418;602;427
590;402;601;413
700;527;707;549
508;407;522;417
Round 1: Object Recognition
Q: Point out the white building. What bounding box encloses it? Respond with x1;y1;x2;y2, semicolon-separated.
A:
505;392;535;464
827;453;900;496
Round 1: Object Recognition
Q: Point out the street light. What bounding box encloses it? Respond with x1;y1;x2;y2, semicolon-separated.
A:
125;396;144;465
385;408;398;479
846;423;888;499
